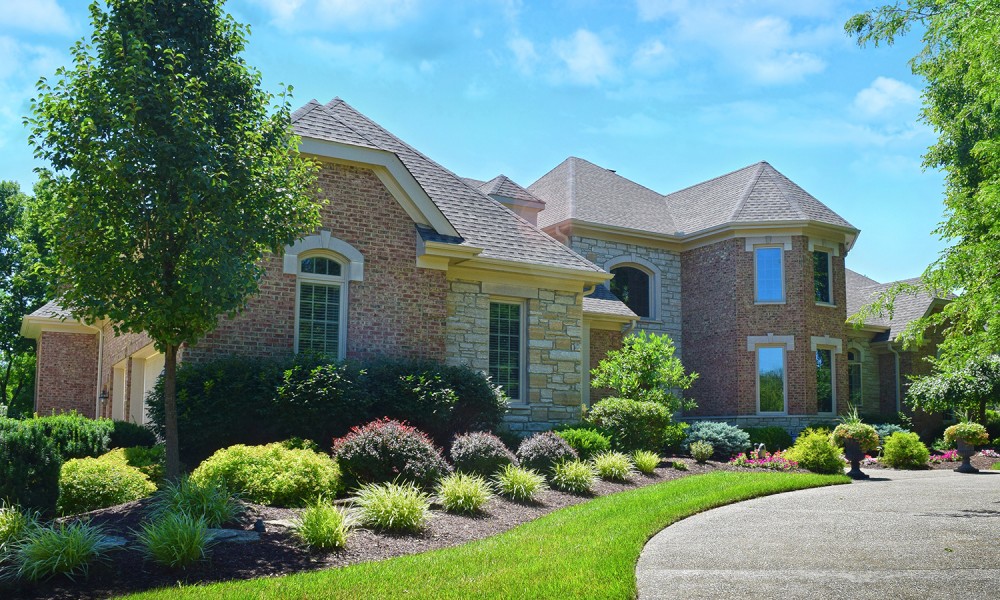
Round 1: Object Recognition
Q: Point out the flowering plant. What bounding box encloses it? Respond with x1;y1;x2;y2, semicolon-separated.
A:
729;451;798;471
861;455;879;467
944;422;990;447
979;448;1000;459
929;449;960;464
831;406;880;452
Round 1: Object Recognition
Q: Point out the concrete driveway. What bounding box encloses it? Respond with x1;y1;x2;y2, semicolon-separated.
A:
636;469;1000;600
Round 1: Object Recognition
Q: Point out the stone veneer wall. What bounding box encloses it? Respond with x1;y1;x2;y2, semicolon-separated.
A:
446;279;583;432
846;333;881;416
567;235;682;353
36;331;98;416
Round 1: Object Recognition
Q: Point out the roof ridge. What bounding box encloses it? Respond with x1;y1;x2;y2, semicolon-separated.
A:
291;99;322;123
568;158;577;220
730;161;767;221
766;164;809;220
316;101;381;149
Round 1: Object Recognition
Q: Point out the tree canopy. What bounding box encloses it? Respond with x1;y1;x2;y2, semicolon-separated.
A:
846;1;1000;370
906;354;1000;423
28;0;321;477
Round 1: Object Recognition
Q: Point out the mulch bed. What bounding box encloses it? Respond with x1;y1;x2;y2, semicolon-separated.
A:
865;453;998;472
4;458;739;600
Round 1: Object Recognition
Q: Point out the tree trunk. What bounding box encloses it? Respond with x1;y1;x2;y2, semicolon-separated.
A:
164;343;181;480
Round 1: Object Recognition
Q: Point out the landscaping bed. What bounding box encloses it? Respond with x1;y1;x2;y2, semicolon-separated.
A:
863;452;998;471
4;458;747;600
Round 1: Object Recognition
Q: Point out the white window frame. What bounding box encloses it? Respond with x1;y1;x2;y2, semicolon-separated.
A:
295;251;349;360
755;345;788;415
813;249;834;306
604;255;660;321
489;298;527;403
847;346;863;408
753;245;786;304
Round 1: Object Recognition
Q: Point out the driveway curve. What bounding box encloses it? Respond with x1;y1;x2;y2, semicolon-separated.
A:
637;469;1000;600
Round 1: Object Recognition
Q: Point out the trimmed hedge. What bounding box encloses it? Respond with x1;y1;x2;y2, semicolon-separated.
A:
0;420;62;514
148;355;508;466
585;398;672;452
109;421;157;449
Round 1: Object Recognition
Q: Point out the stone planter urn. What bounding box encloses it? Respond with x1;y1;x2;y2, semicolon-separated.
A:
843;439;869;480
955;440;979;474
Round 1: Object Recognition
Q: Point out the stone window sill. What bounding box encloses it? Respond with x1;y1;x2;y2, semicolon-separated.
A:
754;301;786;306
815;302;837;308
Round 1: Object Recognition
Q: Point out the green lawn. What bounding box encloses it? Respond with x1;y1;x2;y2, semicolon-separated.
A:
123;471;848;599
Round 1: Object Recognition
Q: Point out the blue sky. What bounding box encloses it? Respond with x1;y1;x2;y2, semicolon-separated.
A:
0;0;944;283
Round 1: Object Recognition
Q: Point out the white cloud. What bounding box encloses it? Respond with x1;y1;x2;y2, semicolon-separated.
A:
853;77;921;120
508;36;538;74
552;29;616;86
631;39;673;73
306;39;429;83
0;0;73;35
632;1;839;84
252;0;420;30
585;113;671;137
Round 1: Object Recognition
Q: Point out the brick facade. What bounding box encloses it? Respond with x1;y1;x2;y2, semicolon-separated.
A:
588;328;623;404
36;332;98;416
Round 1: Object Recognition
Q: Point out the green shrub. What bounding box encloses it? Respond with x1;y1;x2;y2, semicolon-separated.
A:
450;432;517;476
661;421;690;454
29;413;113;460
785;431;845;475
672;459;689;471
585;398;671;452
136;511;216;569
592;451;636;481
873;423;909;445
555;428;611;460
294;499;353;551
10;521;115;581
881;432;931;469
986;410;1000;445
493;464;546;502
744;426;794;452
150;477;242;528
589;331;697;410
118;445;165;484
355;482;431;533
549;460;597;494
516;432;578;473
109;421;157;449
689;441;713;464
0;502;38;555
436;473;493;514
684;422;751;459
334;419;450;489
0;419;62;514
632;450;660;474
58;456;156;515
279;437;321;452
191;443;341;507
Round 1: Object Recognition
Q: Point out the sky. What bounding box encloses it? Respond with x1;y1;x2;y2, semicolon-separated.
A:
0;0;946;283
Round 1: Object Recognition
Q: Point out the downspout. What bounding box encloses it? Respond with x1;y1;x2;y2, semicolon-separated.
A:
887;341;901;413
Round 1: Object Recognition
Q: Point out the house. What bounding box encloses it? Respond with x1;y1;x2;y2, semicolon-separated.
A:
20;98;948;434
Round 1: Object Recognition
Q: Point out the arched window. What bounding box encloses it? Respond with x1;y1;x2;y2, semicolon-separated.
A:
610;265;651;318
847;349;862;406
296;253;347;359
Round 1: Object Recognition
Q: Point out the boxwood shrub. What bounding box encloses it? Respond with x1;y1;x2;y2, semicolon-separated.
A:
785;430;845;474
684;422;751;460
334;419;450;488
880;432;930;469
57;455;156;515
0;420;62;514
585;398;671;452
190;443;341;507
109;420;157;449
554;427;611;460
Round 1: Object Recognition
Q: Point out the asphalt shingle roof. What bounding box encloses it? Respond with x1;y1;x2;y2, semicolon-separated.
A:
583;284;638;318
845;269;948;341
532;159;856;237
28;300;72;319
472;175;545;206
293;99;601;274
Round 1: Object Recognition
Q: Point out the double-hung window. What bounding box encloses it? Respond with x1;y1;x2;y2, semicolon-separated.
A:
297;255;347;359
489;301;524;401
754;247;784;303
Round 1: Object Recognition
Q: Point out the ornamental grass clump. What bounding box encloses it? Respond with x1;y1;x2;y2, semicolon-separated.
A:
435;473;493;514
944;422;990;447
294;499;353;551
831;407;880;453
548;460;597;494
9;521;115;582
592;451;636;482
689;441;713;464
516;432;578;474
135;511;216;569
880;432;930;469
150;476;242;528
632;450;660;475
493;464;546;502
729;451;798;471
449;432;517;477
355;482;431;533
